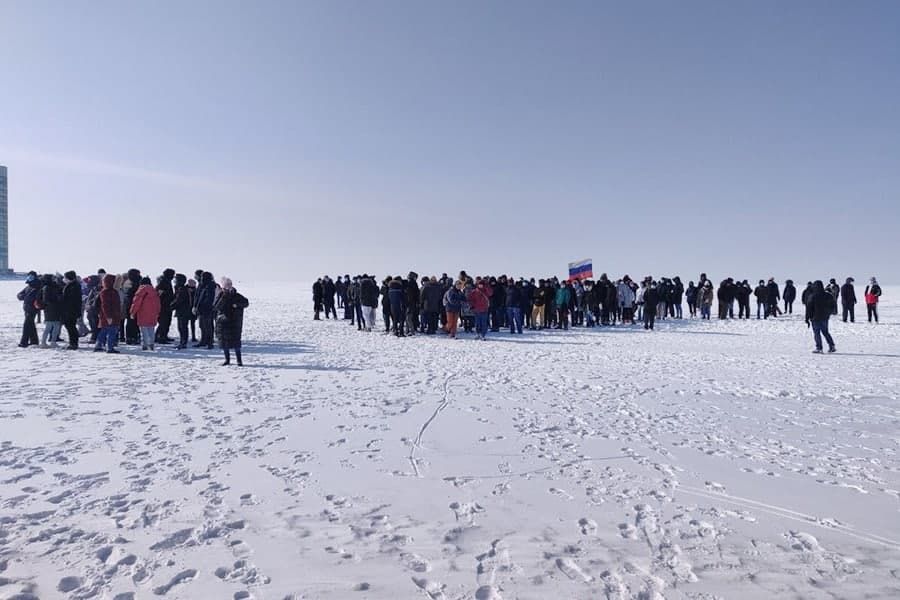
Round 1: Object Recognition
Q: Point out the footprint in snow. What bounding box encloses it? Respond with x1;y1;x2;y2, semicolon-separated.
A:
549;487;574;500
152;569;198;595
578;518;598;535
556;557;593;583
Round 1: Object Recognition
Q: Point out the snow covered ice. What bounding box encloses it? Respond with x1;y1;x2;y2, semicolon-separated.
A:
1;281;899;599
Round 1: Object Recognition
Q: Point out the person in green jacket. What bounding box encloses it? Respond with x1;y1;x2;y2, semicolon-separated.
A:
555;284;571;330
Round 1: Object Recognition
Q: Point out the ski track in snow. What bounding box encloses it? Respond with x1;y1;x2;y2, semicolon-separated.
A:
0;281;899;598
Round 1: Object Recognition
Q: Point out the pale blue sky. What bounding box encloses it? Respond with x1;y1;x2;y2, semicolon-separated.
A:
2;1;898;282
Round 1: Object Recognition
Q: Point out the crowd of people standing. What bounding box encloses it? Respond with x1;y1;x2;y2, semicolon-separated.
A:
16;268;249;366
314;272;884;352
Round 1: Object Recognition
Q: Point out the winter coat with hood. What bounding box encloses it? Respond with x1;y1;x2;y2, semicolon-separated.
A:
783;282;797;303
806;282;836;322
195;272;217;316
865;281;882;304
443;287;465;313
214;288;249;349
671;279;685;303
766;281;780;303
616;282;635;307
123;269;142;316
754;284;768;303
555;285;571;308
505;284;523;309
405;275;420;309
420;281;444;313
698;284;715;307
156;270;175;313
17;278;41;316
605;282;619;307
388;280;406;311
643;286;660;313
466;285;492;314
40;278;64;321
360;277;379;308
172;275;193;319
62;277;83;322
323;278;336;300
685;283;698;305
98;275;124;326
131;284;162;327
840;282;857;306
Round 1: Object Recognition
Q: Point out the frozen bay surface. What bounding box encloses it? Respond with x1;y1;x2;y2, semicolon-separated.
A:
1;281;898;599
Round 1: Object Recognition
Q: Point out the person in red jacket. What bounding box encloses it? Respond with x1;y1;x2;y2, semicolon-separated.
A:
130;277;162;350
466;279;492;340
95;274;123;354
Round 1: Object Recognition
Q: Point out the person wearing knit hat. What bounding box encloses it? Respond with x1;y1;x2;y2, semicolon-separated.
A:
213;278;249;366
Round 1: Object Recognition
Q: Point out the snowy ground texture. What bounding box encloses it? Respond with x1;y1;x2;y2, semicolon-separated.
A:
1;281;899;600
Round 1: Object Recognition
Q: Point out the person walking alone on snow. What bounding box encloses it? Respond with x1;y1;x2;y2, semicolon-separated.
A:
805;281;837;354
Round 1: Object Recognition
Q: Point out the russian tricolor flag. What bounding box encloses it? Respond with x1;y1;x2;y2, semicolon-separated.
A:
568;259;593;281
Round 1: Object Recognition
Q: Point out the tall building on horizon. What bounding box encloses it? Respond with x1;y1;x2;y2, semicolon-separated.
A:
0;165;8;272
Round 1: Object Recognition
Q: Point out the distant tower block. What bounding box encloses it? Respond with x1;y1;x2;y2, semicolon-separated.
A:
0;165;7;272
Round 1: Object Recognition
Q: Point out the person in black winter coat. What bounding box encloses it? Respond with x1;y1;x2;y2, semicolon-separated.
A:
489;277;506;331
805;281;836;353
380;277;392;333
39;275;63;347
754;280;768;319
214;278;249;366
123;268;142;344
685;282;698;318
717;280;731;320
155;269;176;343
825;278;840;315
765;278;780;318
312;279;324;320
61;271;83;349
671;277;685;318
171;273;193;349
405;272;420;335
323;276;337;319
642;283;660;330
194;271;217;349
420;277;444;334
735;280;751;319
359;274;379;332
388;277;407;337
783;280;797;314
840;277;857;323
16;275;42;347
801;281;814;306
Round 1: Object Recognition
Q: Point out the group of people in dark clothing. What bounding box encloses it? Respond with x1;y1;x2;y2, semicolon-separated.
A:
16;268;249;366
314;272;884;352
